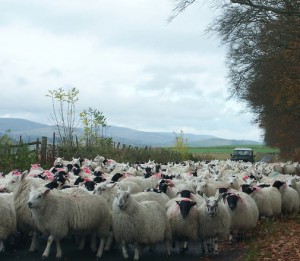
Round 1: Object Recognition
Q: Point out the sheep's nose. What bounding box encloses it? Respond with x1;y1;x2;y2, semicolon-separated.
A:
28;202;32;209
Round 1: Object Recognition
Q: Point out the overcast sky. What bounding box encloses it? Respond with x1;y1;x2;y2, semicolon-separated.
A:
0;0;263;142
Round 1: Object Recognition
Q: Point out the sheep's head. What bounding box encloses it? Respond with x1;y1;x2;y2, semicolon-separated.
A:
225;193;240;210
176;199;197;219
272;180;285;190
204;194;222;217
196;181;208;196
114;189;131;210
28;187;50;210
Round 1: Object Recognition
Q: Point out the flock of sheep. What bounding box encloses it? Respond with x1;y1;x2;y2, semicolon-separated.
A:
0;156;300;260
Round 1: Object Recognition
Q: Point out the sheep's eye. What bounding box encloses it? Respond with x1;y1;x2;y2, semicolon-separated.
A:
37;195;41;199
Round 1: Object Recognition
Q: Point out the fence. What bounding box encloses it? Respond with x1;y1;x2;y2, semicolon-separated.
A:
0;133;181;173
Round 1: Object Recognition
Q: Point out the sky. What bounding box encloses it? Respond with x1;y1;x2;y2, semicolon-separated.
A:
0;0;263;142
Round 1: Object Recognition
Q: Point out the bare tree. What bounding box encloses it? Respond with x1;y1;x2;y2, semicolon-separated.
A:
46;87;79;147
170;0;300;158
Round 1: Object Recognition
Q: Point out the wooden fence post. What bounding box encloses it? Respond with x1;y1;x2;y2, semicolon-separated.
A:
40;136;47;166
52;133;56;162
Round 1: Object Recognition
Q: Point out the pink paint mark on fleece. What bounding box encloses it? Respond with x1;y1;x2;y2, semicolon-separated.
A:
12;170;22;176
43;170;54;181
82;167;91;174
153;173;162;179
31;164;41;169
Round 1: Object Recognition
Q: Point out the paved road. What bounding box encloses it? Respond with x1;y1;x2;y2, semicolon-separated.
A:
1;236;243;261
259;154;274;163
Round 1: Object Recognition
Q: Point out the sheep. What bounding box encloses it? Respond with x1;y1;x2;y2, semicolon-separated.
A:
241;184;282;220
123;176;158;191
198;194;231;256
286;176;300;201
93;180;142;209
4;171;46;252
27;186;111;260
224;191;259;242
112;188;172;260
195;180;228;197
226;175;240;191
134;190;170;207
0;193;17;252
272;180;300;218
166;197;199;255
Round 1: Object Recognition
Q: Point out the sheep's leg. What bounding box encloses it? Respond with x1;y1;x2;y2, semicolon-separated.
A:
96;238;105;259
78;236;85;250
180;241;188;255
90;233;97;252
104;231;114;251
121;240;129;259
213;238;219;255
199;239;204;255
29;230;39;252
0;241;4;252
42;235;55;258
133;242;140;261
55;238;62;259
203;239;209;255
208;238;213;254
164;240;171;256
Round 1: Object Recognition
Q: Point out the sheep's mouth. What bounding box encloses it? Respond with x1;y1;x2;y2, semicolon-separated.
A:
118;205;126;210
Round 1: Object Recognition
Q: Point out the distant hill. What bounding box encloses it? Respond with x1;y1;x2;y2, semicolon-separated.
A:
0;118;261;147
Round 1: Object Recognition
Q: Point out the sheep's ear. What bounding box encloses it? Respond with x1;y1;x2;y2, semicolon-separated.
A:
216;193;222;202
107;182;117;189
21;170;28;180
43;188;51;196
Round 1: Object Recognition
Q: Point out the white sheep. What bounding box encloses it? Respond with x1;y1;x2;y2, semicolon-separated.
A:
123;176;158;191
273;180;300;218
93;180;142;209
224;191;259;242
27;186;111;260
112;188;172;260
286;176;300;202
134;190;170;207
4;171;46;252
0;193;17;252
198;194;231;255
241;184;282;220
166;198;199;254
226;175;241;191
196;180;227;197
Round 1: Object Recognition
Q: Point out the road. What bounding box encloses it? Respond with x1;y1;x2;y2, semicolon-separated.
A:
1;236;244;261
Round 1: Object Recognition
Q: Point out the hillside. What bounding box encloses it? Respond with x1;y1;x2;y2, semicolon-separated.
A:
0;118;261;147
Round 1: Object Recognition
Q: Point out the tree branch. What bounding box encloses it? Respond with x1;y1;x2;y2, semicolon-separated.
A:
231;0;300;16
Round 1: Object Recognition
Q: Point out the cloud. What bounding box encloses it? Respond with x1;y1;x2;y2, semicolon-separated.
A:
0;0;262;142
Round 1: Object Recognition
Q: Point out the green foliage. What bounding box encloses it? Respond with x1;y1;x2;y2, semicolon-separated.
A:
0;131;38;173
172;130;190;160
79;107;109;147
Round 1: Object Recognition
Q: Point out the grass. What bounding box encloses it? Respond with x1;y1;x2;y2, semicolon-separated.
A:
188;145;279;161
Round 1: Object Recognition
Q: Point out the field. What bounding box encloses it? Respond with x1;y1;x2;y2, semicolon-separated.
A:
188;145;280;161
